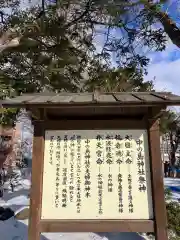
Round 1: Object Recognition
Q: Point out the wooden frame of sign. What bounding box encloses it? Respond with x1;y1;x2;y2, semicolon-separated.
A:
28;107;167;240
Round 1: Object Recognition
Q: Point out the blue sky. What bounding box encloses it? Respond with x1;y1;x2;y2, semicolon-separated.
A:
93;1;180;99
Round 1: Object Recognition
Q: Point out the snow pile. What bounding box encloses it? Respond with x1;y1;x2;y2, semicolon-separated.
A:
21;179;31;189
164;178;180;201
0;217;22;240
0;217;47;240
0;176;179;239
0;217;147;240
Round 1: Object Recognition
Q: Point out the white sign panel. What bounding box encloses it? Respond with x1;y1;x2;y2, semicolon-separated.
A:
41;130;153;220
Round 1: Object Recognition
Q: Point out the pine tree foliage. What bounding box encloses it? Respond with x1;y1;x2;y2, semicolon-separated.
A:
167;200;180;237
0;0;173;125
85;63;153;92
0;108;17;126
0;0;167;95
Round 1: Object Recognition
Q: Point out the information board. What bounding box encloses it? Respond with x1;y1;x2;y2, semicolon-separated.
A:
41;130;153;220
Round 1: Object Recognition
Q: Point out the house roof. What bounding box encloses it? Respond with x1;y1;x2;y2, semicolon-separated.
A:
1;91;180;108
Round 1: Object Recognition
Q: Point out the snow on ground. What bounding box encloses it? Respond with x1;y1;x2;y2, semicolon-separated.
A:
164;177;180;201
0;173;179;240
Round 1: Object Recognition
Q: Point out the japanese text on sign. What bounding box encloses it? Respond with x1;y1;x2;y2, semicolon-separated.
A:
41;130;153;220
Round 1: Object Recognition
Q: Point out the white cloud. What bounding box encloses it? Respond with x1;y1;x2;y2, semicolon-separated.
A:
146;58;180;95
20;0;41;9
145;39;180;97
145;55;180;112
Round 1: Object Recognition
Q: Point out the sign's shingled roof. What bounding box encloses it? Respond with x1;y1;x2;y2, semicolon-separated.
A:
1;92;180;107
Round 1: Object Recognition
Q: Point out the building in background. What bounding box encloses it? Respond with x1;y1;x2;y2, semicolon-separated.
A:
0;124;21;170
160;135;180;164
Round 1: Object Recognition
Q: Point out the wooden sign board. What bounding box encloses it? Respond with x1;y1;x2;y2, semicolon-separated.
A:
28;119;167;240
42;130;153;220
3;91;177;240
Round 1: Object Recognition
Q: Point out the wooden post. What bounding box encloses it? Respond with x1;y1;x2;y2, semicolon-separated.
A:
148;118;168;240
28;120;45;240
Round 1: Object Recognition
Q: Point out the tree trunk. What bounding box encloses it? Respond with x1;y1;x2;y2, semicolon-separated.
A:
145;1;180;48
170;151;176;166
156;11;180;48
